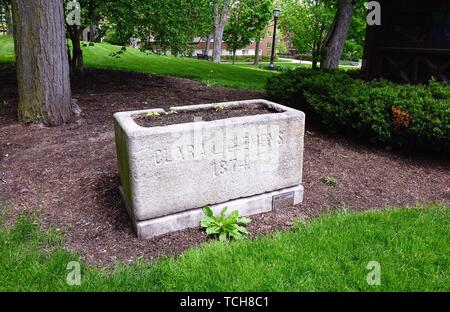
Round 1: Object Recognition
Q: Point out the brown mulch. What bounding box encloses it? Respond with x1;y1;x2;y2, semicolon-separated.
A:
134;105;277;127
0;65;449;265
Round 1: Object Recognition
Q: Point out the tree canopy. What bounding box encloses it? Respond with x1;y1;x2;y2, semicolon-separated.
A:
223;0;273;63
101;0;213;55
280;0;366;68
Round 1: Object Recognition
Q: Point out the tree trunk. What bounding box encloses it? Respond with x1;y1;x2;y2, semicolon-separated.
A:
12;0;73;126
6;5;13;35
68;25;84;74
89;25;96;42
254;40;260;65
232;49;236;65
204;33;211;58
212;0;231;63
312;57;318;70
320;0;355;70
312;43;319;69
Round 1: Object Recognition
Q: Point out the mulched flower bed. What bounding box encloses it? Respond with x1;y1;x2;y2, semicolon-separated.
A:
1;65;449;265
134;104;278;127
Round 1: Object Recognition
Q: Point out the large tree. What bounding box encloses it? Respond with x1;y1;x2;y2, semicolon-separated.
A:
320;0;355;69
12;0;73;126
280;0;334;69
212;0;233;63
223;0;273;64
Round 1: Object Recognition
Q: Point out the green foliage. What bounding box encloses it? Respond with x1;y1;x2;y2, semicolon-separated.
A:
108;46;127;58
102;28;125;46
200;206;251;242
266;68;450;154
146;111;161;118
280;0;367;64
102;0;213;55
279;0;335;67
322;176;337;186
342;3;367;61
223;0;274;61
64;0;104;28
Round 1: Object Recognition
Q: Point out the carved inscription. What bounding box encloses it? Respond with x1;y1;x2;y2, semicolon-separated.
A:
151;126;285;177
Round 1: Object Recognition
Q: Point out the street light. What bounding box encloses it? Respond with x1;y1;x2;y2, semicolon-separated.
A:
268;7;280;71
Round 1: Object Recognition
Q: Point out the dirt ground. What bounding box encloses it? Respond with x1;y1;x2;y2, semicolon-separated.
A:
1;65;449;265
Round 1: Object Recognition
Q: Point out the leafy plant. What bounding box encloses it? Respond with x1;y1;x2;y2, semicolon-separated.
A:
213;104;224;111
322;176;337;186
109;46;127;58
206;70;216;87
200;206;251;242
146;111;161;118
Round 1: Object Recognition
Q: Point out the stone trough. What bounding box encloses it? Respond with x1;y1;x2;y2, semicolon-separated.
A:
114;99;305;239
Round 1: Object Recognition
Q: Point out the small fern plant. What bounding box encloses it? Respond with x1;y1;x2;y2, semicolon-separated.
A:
200;206;251;242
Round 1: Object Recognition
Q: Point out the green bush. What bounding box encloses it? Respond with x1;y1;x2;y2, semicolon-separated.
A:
266;68;450;154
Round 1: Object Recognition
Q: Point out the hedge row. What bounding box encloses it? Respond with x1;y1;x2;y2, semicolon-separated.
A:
266;68;450;154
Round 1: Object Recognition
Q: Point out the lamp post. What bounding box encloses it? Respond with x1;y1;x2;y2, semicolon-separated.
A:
268;7;280;71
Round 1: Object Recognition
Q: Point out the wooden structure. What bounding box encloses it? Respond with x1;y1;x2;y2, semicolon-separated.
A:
363;0;450;84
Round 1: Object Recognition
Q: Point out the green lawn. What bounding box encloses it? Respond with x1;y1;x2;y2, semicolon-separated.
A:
0;35;275;90
1;202;448;291
0;35;14;63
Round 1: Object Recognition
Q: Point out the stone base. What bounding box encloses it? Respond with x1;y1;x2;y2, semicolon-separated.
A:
120;185;303;239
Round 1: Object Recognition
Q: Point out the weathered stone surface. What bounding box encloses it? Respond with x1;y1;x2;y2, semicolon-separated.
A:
114;99;305;238
121;185;304;239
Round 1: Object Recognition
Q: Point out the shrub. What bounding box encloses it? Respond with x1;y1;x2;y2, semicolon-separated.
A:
200;206;251;242
266;68;450;154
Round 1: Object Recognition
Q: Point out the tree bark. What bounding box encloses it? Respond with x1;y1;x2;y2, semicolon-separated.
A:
89;25;95;42
212;0;231;63
312;41;320;69
12;0;73;126
204;33;211;59
254;40;260;65
312;54;318;69
320;0;355;70
232;49;236;64
67;25;84;74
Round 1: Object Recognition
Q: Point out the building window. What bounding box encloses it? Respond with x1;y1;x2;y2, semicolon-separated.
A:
267;42;272;49
242;50;249;55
